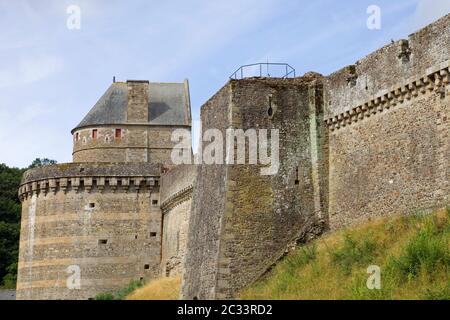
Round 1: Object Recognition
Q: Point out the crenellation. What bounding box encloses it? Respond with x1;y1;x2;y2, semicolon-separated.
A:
325;61;450;131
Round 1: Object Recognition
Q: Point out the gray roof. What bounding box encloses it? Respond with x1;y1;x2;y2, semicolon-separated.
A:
73;81;190;131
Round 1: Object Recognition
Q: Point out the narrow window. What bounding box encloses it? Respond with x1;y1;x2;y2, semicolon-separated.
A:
267;96;273;117
98;239;107;244
75;132;79;141
150;232;157;237
152;199;158;206
92;129;98;139
115;128;122;139
294;167;300;185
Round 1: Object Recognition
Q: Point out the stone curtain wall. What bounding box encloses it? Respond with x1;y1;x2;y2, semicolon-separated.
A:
182;77;327;299
183;14;449;297
16;163;162;300
160;165;196;277
182;85;232;299
324;13;450;230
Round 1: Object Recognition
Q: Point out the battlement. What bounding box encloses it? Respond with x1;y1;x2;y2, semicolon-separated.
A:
325;13;450;119
325;60;449;130
18;163;161;201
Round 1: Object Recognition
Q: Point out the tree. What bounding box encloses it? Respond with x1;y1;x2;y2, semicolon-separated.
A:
0;159;57;287
0;164;24;288
28;158;57;169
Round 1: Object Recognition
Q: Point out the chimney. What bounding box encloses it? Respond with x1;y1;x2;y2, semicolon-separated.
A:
126;80;150;123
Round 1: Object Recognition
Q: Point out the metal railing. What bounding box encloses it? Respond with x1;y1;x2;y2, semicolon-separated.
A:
229;63;296;80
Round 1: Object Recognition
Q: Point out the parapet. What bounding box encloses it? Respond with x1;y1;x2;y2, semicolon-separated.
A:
18;162;162;200
160;165;196;213
325;60;449;131
324;13;450;119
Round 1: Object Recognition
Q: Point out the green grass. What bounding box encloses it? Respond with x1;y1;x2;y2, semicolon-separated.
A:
94;279;146;300
240;207;450;300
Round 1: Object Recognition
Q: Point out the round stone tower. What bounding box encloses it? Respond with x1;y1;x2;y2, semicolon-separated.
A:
16;79;192;300
72;80;192;163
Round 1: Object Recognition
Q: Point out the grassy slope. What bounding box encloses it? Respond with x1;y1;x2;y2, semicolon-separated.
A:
240;207;450;300
124;208;449;300
125;277;181;300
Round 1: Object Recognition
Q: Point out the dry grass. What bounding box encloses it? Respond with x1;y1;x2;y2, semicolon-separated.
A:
126;276;181;300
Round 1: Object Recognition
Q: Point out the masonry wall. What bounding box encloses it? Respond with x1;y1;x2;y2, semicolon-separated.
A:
72;125;188;164
16;163;162;300
181;85;232;299
182;77;327;299
160;165;196;277
324;13;450;230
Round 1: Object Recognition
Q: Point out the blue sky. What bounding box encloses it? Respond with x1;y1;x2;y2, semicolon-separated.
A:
0;0;449;168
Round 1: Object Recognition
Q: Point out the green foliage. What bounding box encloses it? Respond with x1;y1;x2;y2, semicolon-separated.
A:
285;244;317;274
94;293;115;300
115;279;145;300
0;159;56;288
330;234;377;275
0;163;24;288
387;216;449;279
94;279;146;300
28;158;57;169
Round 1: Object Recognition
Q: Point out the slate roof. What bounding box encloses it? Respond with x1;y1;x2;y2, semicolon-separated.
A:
73;80;191;132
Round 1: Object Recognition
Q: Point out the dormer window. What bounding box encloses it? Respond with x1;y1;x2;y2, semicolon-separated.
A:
115;128;122;139
92;129;98;139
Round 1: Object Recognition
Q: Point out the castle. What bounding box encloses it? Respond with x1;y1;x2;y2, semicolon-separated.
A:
17;14;449;300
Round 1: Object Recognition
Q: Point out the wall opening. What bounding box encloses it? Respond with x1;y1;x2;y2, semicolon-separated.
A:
267;94;275;118
152;199;158;205
144;264;150;270
294;167;300;185
89;203;95;208
150;232;157;237
115;128;122;139
92;129;98;139
98;239;108;244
